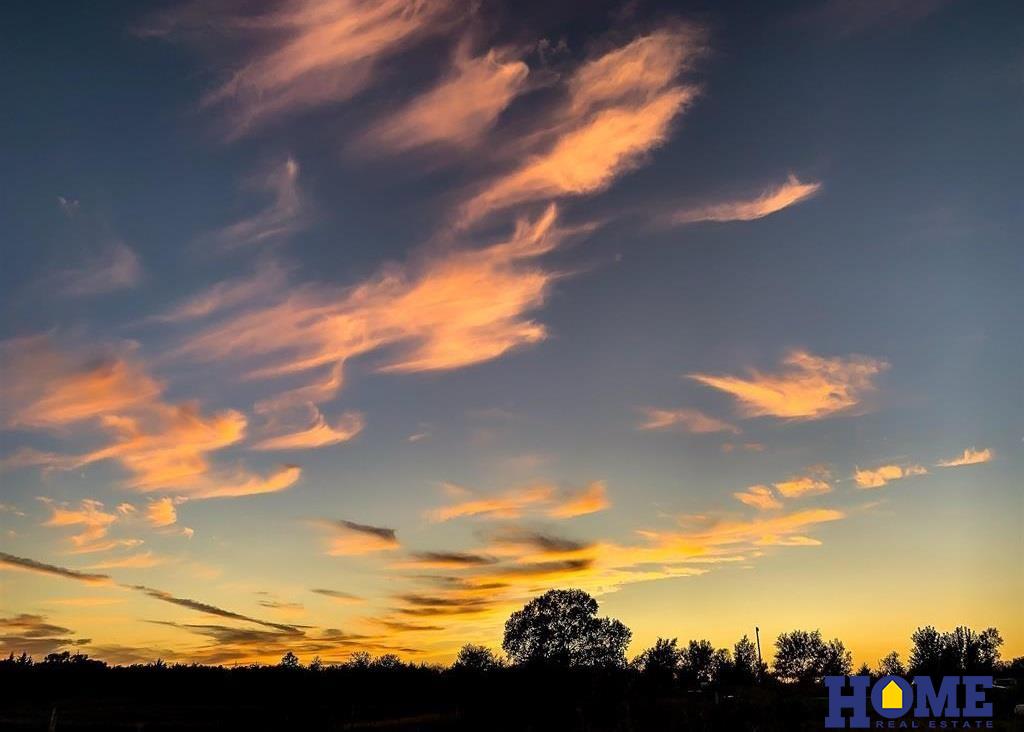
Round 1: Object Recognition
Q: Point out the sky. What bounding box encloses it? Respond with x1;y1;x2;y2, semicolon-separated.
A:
1;0;1021;669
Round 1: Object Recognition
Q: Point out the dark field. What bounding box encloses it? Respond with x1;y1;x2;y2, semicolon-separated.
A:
3;666;1023;731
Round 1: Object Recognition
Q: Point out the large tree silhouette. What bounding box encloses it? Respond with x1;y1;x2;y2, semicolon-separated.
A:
502;589;631;668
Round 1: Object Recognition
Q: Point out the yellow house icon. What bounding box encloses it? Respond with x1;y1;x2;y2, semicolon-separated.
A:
881;680;903;709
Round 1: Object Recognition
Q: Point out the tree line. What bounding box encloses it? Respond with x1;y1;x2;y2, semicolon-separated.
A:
2;589;1019;685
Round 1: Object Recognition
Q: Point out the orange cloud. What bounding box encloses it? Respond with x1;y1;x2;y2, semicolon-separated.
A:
185;465;302;500
1;337;303;501
428;483;555;522
252;409;363;451
937;447;993;467
364;44;528;152
689;350;888;420
76;402;248;492
773;472;832;498
1;336;162;430
462;89;696;225
671;174;822;224
854;463;927;488
646;507;844;549
428;480;609;522
324;519;400;556
459;28;703;225
547;481;610;518
87;551;167;570
636;407;739;434
733;485;781;511
38;498;140;555
177;205;569;397
155;0;454;137
145;497;178;527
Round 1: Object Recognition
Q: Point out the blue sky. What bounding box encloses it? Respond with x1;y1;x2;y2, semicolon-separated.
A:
1;0;1021;666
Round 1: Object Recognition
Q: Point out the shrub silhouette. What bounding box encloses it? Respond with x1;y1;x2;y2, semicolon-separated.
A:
502;588;630;668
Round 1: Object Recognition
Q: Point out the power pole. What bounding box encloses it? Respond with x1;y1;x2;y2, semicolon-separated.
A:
755;626;763;683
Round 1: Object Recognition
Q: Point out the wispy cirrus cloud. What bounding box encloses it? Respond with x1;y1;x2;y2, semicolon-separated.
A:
641;508;844;550
636;406;739;434
0;335;301;500
177;205;570;399
937;447;993;468
207;159;306;248
153;261;290;323
689;350;888;420
1;336;162;430
147;0;456;138
394;551;499;569
252;409;363;451
54;241;143;296
854;463;927;488
363;44;529;152
460;28;704;225
733;485;782;511
670;174;821;224
87;551;167;570
39;498;120;554
427;480;610;522
547;481;610;518
311;588;364;604
323;519;400;556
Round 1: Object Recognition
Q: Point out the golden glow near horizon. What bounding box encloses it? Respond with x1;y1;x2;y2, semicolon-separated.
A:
1;0;1021;670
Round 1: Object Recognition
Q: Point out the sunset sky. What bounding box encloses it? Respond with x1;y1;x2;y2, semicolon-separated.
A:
1;0;1021;669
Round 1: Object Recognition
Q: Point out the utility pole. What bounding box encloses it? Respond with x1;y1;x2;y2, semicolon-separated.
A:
755;626;763;683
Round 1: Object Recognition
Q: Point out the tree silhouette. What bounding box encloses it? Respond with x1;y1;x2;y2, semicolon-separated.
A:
909;625;1002;675
632;637;680;676
371;654;405;670
876;651;905;677
773;630;851;684
732;635;760;683
346;651;371;670
680;639;731;684
502;589;631;668
279;651;300;669
452;644;503;671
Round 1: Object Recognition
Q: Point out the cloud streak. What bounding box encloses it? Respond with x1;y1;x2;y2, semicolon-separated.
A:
0;552;112;585
936;447;993;467
364;44;529;152
636;407;739;434
177;205;568;398
689;350;888;420
324;519;400;555
153;0;455;138
670;175;821;224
